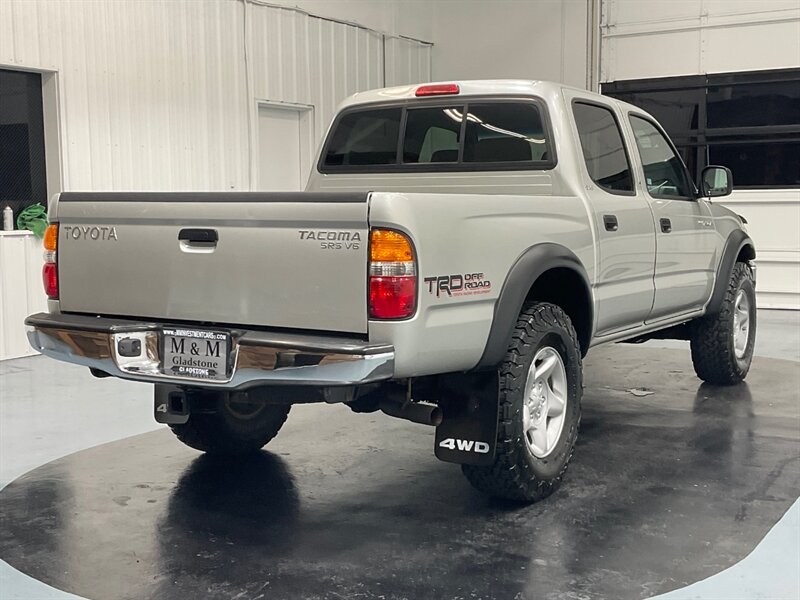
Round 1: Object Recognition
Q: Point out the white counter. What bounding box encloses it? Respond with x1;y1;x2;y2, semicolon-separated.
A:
0;231;47;360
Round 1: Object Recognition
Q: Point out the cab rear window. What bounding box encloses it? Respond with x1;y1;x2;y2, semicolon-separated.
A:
324;108;401;166
403;107;462;164
464;103;549;163
320;100;553;172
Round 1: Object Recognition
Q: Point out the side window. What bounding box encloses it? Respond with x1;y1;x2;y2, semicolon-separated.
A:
324;108;401;166
629;115;694;199
403;106;463;164
463;103;548;163
572;102;634;194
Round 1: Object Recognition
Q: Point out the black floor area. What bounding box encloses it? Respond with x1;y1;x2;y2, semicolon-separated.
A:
1;346;798;600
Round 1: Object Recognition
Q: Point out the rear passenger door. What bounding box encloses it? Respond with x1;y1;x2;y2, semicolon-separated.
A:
626;114;717;320
569;97;656;335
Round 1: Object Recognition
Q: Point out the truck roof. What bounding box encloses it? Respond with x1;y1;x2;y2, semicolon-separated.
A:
340;79;638;113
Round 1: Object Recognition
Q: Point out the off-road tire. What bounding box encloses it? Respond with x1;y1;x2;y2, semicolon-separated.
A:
690;261;756;385
462;302;582;502
169;393;290;455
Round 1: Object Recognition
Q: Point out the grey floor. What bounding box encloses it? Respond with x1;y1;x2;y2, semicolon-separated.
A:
0;310;798;600
644;309;800;600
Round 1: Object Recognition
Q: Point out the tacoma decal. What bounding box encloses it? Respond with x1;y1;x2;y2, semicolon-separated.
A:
298;230;361;250
424;273;492;297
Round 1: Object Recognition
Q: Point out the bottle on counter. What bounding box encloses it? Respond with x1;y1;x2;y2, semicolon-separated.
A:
2;205;13;231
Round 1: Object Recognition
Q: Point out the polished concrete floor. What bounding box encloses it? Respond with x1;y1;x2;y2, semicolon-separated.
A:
1;311;798;600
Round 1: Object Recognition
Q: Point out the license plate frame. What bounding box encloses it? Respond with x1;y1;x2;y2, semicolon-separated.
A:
161;328;231;381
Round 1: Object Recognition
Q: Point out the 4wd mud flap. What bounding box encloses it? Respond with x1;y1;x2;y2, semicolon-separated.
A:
434;372;499;466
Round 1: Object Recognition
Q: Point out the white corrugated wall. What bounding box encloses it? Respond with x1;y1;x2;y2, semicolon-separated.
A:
385;36;432;86
0;233;47;360
600;0;800;310
0;0;432;193
0;0;431;360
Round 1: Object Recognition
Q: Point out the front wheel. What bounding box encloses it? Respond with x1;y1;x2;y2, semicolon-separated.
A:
690;262;756;385
169;391;290;455
461;302;582;503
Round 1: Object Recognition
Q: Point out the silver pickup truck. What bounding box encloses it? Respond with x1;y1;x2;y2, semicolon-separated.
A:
27;80;756;502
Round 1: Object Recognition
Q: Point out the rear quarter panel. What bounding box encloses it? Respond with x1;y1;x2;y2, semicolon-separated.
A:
368;188;593;377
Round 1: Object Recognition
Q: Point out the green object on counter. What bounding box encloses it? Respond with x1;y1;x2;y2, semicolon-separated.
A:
16;204;48;239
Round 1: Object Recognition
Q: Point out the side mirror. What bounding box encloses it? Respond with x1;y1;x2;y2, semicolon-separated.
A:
701;165;733;198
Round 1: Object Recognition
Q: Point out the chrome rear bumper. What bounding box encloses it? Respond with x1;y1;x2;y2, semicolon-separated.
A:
25;312;394;389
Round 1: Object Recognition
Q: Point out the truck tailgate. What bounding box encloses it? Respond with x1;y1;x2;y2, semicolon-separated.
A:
55;192;369;334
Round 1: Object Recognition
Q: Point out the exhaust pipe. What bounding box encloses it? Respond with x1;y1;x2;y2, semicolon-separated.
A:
380;398;442;426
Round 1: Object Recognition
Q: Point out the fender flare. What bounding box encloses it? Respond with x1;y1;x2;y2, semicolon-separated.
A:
476;243;592;369
706;230;756;315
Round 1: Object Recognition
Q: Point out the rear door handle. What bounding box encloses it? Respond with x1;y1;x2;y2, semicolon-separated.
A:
660;218;672;233
178;228;218;244
603;215;618;232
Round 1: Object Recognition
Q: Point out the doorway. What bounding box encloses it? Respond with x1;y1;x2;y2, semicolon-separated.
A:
256;103;314;192
0;69;47;214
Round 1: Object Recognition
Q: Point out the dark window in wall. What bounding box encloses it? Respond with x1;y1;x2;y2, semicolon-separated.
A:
709;140;800;187
603;68;800;189
0;69;47;215
619;87;703;132
707;76;800;128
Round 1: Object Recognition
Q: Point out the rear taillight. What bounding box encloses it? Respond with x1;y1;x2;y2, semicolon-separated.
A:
43;262;58;299
42;223;58;299
368;229;416;319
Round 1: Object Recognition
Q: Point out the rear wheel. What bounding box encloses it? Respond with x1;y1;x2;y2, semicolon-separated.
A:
169;391;290;455
690;262;756;385
462;302;582;503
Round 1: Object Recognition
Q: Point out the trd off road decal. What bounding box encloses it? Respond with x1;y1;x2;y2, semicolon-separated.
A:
424;273;492;298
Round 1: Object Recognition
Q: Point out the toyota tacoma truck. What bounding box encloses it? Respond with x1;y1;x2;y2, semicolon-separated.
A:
26;80;756;503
